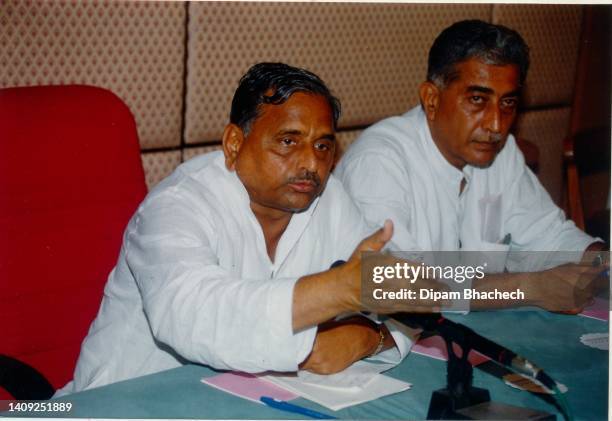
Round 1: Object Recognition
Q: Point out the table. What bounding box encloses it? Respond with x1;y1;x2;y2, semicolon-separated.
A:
3;310;608;420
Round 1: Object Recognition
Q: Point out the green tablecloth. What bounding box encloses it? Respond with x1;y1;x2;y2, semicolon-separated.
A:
3;310;608;420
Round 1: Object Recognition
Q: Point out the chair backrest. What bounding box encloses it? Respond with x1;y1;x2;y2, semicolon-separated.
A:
0;85;147;396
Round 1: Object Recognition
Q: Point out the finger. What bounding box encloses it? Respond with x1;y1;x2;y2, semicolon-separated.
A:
353;220;394;258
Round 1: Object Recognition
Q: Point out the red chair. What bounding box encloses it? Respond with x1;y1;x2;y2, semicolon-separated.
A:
0;85;147;398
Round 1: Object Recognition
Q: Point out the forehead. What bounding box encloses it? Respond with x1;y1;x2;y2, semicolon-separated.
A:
252;92;334;132
447;58;521;95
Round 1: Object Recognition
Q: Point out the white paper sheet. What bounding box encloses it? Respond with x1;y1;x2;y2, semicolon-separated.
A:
263;361;411;411
296;360;396;390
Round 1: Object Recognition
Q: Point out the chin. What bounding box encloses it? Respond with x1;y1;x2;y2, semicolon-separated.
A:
284;195;320;214
283;187;325;211
466;149;501;168
270;197;312;214
467;157;497;169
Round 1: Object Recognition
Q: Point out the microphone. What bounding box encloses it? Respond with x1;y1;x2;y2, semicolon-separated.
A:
390;312;557;391
329;259;556;391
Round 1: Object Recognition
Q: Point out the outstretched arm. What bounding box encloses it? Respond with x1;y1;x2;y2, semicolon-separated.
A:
292;220;394;332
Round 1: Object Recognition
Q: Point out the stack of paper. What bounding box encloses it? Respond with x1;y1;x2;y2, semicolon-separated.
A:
201;360;411;411
263;361;411;411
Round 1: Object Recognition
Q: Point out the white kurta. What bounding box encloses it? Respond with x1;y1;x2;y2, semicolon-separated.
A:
336;106;595;271
57;151;411;396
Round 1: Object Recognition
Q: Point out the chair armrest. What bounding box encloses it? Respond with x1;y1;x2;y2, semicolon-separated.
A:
563;134;585;230
516;137;540;174
0;355;55;400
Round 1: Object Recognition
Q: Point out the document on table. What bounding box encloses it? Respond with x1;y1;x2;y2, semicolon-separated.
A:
202;371;299;403
263;360;411;411
201;360;411;411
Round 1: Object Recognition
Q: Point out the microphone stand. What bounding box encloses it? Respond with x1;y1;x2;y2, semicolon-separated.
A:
391;313;557;420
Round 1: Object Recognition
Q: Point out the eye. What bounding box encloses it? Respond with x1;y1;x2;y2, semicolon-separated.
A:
314;141;332;152
501;98;518;110
469;95;485;104
280;137;296;146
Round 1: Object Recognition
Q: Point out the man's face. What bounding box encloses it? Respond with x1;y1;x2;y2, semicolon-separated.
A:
228;92;336;217
423;58;521;169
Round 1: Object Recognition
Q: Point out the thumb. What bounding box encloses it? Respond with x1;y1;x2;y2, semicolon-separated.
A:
351;219;394;259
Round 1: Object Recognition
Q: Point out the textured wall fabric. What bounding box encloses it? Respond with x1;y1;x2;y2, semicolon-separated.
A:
0;0;186;149
493;4;583;108
141;150;182;190
182;144;223;162
184;2;490;144
1;1;585;197
514;107;572;205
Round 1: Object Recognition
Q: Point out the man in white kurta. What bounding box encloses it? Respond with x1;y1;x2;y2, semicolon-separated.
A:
57;151;399;394
57;63;413;396
336;106;596;270
336;20;599;270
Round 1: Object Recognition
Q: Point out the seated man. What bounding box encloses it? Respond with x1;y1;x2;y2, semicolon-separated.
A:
56;62;411;396
336;20;605;274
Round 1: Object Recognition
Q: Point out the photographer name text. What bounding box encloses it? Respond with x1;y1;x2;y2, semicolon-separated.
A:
372;288;525;301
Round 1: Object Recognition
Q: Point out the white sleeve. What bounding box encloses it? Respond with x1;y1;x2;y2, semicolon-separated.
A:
502;139;596;271
328;176;376;259
337;150;421;252
124;192;316;373
374;319;417;363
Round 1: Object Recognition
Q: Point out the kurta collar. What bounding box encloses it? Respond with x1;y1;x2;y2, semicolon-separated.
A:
220;154;320;267
416;108;473;190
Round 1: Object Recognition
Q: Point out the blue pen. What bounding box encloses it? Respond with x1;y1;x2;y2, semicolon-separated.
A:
260;396;338;419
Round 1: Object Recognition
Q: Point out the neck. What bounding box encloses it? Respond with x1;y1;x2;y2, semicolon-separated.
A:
250;202;292;262
427;120;466;170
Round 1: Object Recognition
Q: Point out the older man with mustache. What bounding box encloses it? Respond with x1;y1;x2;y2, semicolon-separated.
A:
56;62;417;397
336;20;604;268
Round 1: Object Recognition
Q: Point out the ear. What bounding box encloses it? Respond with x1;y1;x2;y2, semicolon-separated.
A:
222;124;245;171
419;81;440;121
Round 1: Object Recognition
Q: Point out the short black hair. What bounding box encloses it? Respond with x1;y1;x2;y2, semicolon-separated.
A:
230;62;341;135
427;20;530;86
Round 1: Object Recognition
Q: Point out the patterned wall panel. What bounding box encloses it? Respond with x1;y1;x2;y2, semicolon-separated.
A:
141;151;181;190
493;5;583;108
0;0;186;149
185;2;491;144
514;107;572;205
182;143;223;162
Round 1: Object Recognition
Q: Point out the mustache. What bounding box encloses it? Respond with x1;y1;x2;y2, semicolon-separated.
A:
287;171;321;187
474;133;505;143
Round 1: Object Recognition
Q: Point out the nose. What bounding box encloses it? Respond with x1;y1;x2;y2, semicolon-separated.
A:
299;143;318;173
484;103;502;134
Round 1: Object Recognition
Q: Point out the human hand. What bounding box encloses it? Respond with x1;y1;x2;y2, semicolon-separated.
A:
299;316;381;375
293;220;448;332
331;220;395;311
530;259;608;313
292;221;395;332
334;219;450;315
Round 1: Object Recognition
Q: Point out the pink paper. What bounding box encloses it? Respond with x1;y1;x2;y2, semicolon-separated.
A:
202;372;298;403
580;297;609;321
412;335;490;366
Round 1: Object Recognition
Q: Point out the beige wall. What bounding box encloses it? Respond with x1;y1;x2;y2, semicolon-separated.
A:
1;1;590;204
